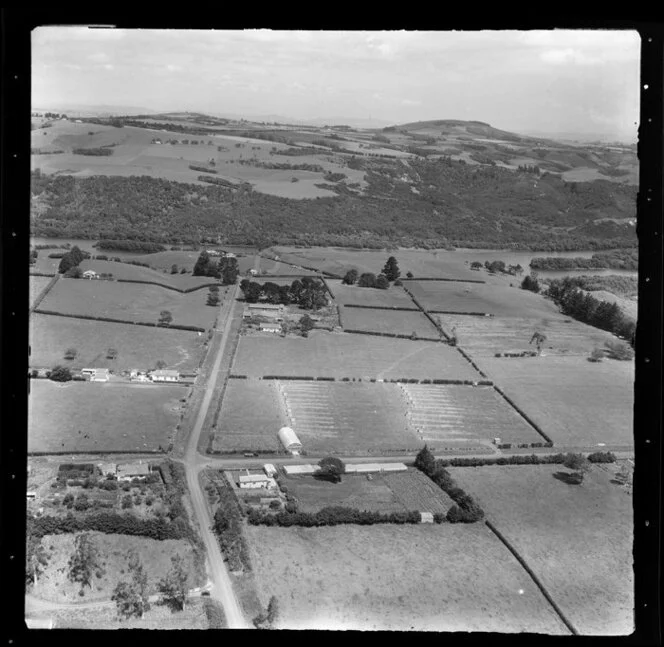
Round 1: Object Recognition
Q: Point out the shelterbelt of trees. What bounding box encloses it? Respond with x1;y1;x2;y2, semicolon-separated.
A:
30;160;637;250
530;249;638;271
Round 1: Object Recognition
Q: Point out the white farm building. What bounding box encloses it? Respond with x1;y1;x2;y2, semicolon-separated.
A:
278;426;302;454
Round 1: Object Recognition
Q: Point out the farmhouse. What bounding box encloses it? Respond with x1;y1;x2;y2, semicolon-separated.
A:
82;270;98;279
237;470;275;489
81;368;109;382
278;426;303;454
98;462;117;477
259;322;282;334
117;462;150;481
151;369;180;383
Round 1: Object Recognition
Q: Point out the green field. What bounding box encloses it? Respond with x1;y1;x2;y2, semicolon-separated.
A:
232;330;481;380
441;314;619;357
257;257;318;276
29;313;206;373
29;275;53;308
340;305;440;339
449;465;634;635
210;380;288;453
28;380;187;453
279;381;422;455
245;524;568;632
326;279;416;308
40;278;219;329
403;384;544;447
475;355;635;447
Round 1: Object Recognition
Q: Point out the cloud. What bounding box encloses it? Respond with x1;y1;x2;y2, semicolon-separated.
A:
401;98;422;106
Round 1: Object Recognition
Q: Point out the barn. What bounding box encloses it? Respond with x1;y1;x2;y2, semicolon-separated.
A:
278;426;302;454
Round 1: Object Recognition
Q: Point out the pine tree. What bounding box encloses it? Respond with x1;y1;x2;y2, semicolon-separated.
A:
414;445;436;476
382;256;400;282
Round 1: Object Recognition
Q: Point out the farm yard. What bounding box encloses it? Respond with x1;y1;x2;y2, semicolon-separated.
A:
475;355;635;447
279;381;421;455
402;384;545;447
29;275;54;308
28;380;187;453
209;380;287;453
406;279;559;317
449;465;634;635
39;278;219;329
441;314;620;357
232;331;481;380
245;524;569;633
29;314;206;373
326;279;416;308
340;306;441;339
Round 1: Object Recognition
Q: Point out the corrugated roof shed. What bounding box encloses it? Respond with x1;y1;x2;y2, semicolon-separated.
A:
283;464;318;475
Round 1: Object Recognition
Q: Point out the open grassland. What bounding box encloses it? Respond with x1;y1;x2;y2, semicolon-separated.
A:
40;278;218;329
340;306;440;339
271;247;483;281
29;380;186;453
279;381;425;455
232;331;481;380
29;314;206;373
443;314;619;357
30;276;53;308
326;279;416;308
210;380;287;453
475;355;634;447
449;465;634;635
31;254;60;275
403;384;543;447
29;531;203;604
408;280;559;317
31;598;210;630
257;257;318;276
245;524;568;632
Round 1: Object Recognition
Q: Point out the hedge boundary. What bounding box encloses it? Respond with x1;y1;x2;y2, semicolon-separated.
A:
115;277;221;294
455;347;489;378
343;304;419;312
33;309;206;333
401;277;486;284
343;329;442;342
436;452;616;468
491;384;553;444
29;271;57;278
28;449;166;457
429;310;492;317
484;519;578;635
401;285;452;342
30;274;60;315
247;506;425;527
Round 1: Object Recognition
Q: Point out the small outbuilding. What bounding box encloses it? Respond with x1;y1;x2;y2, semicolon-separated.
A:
82;368;109;382
82;270;98;279
260;322;281;334
420;512;434;523
263;463;278;477
151;369;180;383
278;426;302;453
117;462;150;481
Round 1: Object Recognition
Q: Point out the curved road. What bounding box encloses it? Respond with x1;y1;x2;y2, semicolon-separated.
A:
183;283;250;629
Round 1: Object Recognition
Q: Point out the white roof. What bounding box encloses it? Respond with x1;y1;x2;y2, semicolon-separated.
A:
345;463;407;473
239;473;270;483
283;464;318;475
249;303;283;310
152;369;179;377
278;426;302;448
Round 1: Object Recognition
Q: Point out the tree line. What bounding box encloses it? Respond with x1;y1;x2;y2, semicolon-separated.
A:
193;251;239;284
240;276;328;309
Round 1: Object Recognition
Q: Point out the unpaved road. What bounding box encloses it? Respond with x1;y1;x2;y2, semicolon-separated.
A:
183;283;249;629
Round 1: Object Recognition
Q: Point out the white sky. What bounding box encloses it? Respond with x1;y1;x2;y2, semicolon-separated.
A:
32;28;641;139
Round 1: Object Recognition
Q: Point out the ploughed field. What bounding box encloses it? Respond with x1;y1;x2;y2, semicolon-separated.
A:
210;380;288;453
279;381;420;454
245;524;569;633
29;313;207;373
449;464;634;635
232;330;480;380
402;384;545;447
283;469;454;514
28;380;186;453
475;355;635;447
39;278;219;329
340;305;441;339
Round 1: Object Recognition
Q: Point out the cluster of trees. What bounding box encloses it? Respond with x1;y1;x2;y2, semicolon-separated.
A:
517;164;541;174
193;251;239;284
211;478;252;572
435;451;615;468
72;147;114;156
471;260;523;275
240;277;328;310
207;285;221;306
342;256;401;289
58;245;90;274
549;274;637;298
546;276;636;345
48;365;74;382
96;240;166;253
414;446;485;523
530;249;638;271
521;274;541;293
30;248;38;264
111;550;150;619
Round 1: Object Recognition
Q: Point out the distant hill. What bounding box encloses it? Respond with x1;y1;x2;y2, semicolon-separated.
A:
32;104;159;117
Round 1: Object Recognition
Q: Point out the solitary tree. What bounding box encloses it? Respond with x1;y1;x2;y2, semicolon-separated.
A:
563;453;591;484
382;256;401;282
299;314;315;333
529;331;547;355
158;554;189;612
521;274;540;293
414;444;436;476
317;456;345;483
154;359;167;370
171;264;179;274
342;269;358;285
375;274;390;290
470;261;482;271
67;533;99;594
357;272;377;288
64;347;78;360
158;310;173;326
406;271;414;279
49;365;73;382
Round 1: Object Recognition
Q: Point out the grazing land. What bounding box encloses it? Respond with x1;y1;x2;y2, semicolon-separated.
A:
403;384;544;447
232;331;480;379
29;314;206;373
340;306;440;339
279;381;422;455
29;531;204;604
475;355;635;446
30;275;54;308
449;465;634;635
326;279;416;308
28;380;186;453
257;257;318;276
210;380;287;453
245;524;568;632
441;314;619;357
40;278;218;329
